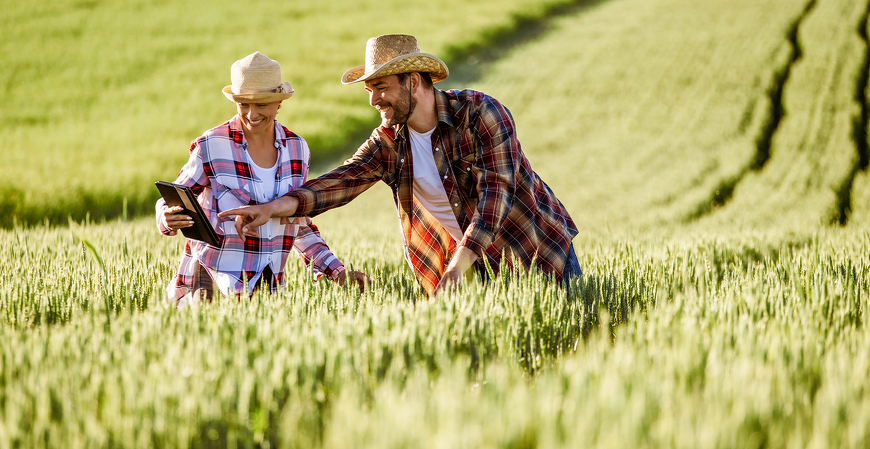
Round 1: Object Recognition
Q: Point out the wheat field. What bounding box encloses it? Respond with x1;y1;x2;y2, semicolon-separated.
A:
3;0;870;447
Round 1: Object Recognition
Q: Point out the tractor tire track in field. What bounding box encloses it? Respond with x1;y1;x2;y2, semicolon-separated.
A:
318;0;607;170
833;0;870;225
687;0;818;220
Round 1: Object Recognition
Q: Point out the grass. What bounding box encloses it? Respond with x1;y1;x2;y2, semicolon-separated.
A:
2;206;869;447
4;0;870;446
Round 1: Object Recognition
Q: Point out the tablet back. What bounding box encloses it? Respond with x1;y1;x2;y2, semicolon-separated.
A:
155;181;221;247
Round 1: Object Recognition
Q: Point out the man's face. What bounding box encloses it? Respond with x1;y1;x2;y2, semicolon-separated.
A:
364;74;416;127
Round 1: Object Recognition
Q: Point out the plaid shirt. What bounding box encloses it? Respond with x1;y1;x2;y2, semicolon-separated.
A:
156;116;344;300
288;89;578;294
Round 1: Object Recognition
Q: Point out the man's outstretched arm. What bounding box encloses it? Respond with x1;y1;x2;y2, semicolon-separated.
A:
218;196;300;242
220;130;391;241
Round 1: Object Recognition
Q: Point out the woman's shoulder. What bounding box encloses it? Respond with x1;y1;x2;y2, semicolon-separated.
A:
275;121;309;161
190;116;243;149
200;116;243;141
275;121;306;144
189;117;245;160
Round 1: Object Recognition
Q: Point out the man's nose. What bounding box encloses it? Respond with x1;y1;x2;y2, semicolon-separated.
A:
369;92;379;108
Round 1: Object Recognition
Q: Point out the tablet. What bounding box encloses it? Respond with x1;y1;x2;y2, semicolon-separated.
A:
155;181;221;247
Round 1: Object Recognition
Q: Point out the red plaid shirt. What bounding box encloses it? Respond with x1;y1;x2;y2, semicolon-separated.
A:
288;89;578;294
156;116;344;300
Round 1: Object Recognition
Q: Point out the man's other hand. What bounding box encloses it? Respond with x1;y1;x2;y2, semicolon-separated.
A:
432;246;479;299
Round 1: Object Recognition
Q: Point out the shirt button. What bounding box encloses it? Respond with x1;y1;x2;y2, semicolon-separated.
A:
401;158;404;163
443;175;447;179
435;148;440;152
466;167;471;171
454;203;459;207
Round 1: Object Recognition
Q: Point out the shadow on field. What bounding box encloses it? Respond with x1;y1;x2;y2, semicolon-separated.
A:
835;0;870;225
311;0;608;173
685;0;824;221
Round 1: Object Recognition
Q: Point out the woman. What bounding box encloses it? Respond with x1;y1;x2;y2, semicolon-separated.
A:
156;52;367;305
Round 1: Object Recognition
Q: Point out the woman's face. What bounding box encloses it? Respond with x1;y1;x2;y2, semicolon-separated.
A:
236;101;281;137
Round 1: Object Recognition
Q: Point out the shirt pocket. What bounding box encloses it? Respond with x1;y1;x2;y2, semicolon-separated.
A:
280;171;306;194
451;152;479;200
213;178;253;223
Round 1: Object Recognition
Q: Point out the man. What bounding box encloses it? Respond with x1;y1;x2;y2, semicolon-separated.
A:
220;34;580;297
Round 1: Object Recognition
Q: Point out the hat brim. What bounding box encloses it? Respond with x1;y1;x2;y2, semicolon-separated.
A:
341;53;449;84
222;85;293;103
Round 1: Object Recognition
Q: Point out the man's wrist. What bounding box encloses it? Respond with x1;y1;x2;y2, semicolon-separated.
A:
268;196;299;218
447;246;479;274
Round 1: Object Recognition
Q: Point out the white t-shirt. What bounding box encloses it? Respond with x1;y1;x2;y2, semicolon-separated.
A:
242;151;280;288
248;152;280;203
408;127;464;242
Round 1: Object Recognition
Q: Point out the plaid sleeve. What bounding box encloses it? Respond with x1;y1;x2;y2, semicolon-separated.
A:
290;131;388;217
280;137;310;226
292;217;345;281
458;97;518;255
155;143;210;235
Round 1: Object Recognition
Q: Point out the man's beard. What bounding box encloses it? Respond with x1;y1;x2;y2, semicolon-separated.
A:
382;84;416;127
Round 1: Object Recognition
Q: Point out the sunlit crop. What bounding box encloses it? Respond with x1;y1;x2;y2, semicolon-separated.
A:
3;0;870;447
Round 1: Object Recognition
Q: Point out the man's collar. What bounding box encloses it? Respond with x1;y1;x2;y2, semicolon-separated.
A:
392;88;453;140
434;88;455;127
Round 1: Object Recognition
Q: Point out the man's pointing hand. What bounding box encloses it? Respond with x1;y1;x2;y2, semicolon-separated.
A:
218;196;300;242
218;205;268;242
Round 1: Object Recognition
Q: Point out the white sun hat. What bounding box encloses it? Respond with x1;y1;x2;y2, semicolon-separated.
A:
222;52;294;102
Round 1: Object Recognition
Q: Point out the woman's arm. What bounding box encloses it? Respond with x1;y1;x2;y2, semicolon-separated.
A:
156;147;210;235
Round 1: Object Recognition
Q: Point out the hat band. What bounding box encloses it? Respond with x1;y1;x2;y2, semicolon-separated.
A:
231;82;293;95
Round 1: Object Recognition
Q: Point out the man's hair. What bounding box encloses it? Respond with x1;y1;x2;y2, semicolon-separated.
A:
396;71;434;89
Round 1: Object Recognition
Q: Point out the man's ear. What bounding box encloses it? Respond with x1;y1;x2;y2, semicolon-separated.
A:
410;72;421;93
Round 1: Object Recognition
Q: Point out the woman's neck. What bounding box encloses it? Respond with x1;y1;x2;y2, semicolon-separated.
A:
243;124;275;149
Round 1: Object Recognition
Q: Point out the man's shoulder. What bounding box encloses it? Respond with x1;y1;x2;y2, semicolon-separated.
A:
368;124;397;146
439;88;497;105
436;88;509;128
437;88;507;119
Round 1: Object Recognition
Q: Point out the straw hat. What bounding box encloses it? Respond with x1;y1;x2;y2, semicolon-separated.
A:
222;52;294;102
341;34;449;85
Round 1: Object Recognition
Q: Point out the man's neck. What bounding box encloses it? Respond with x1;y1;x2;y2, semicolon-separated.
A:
406;88;438;133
